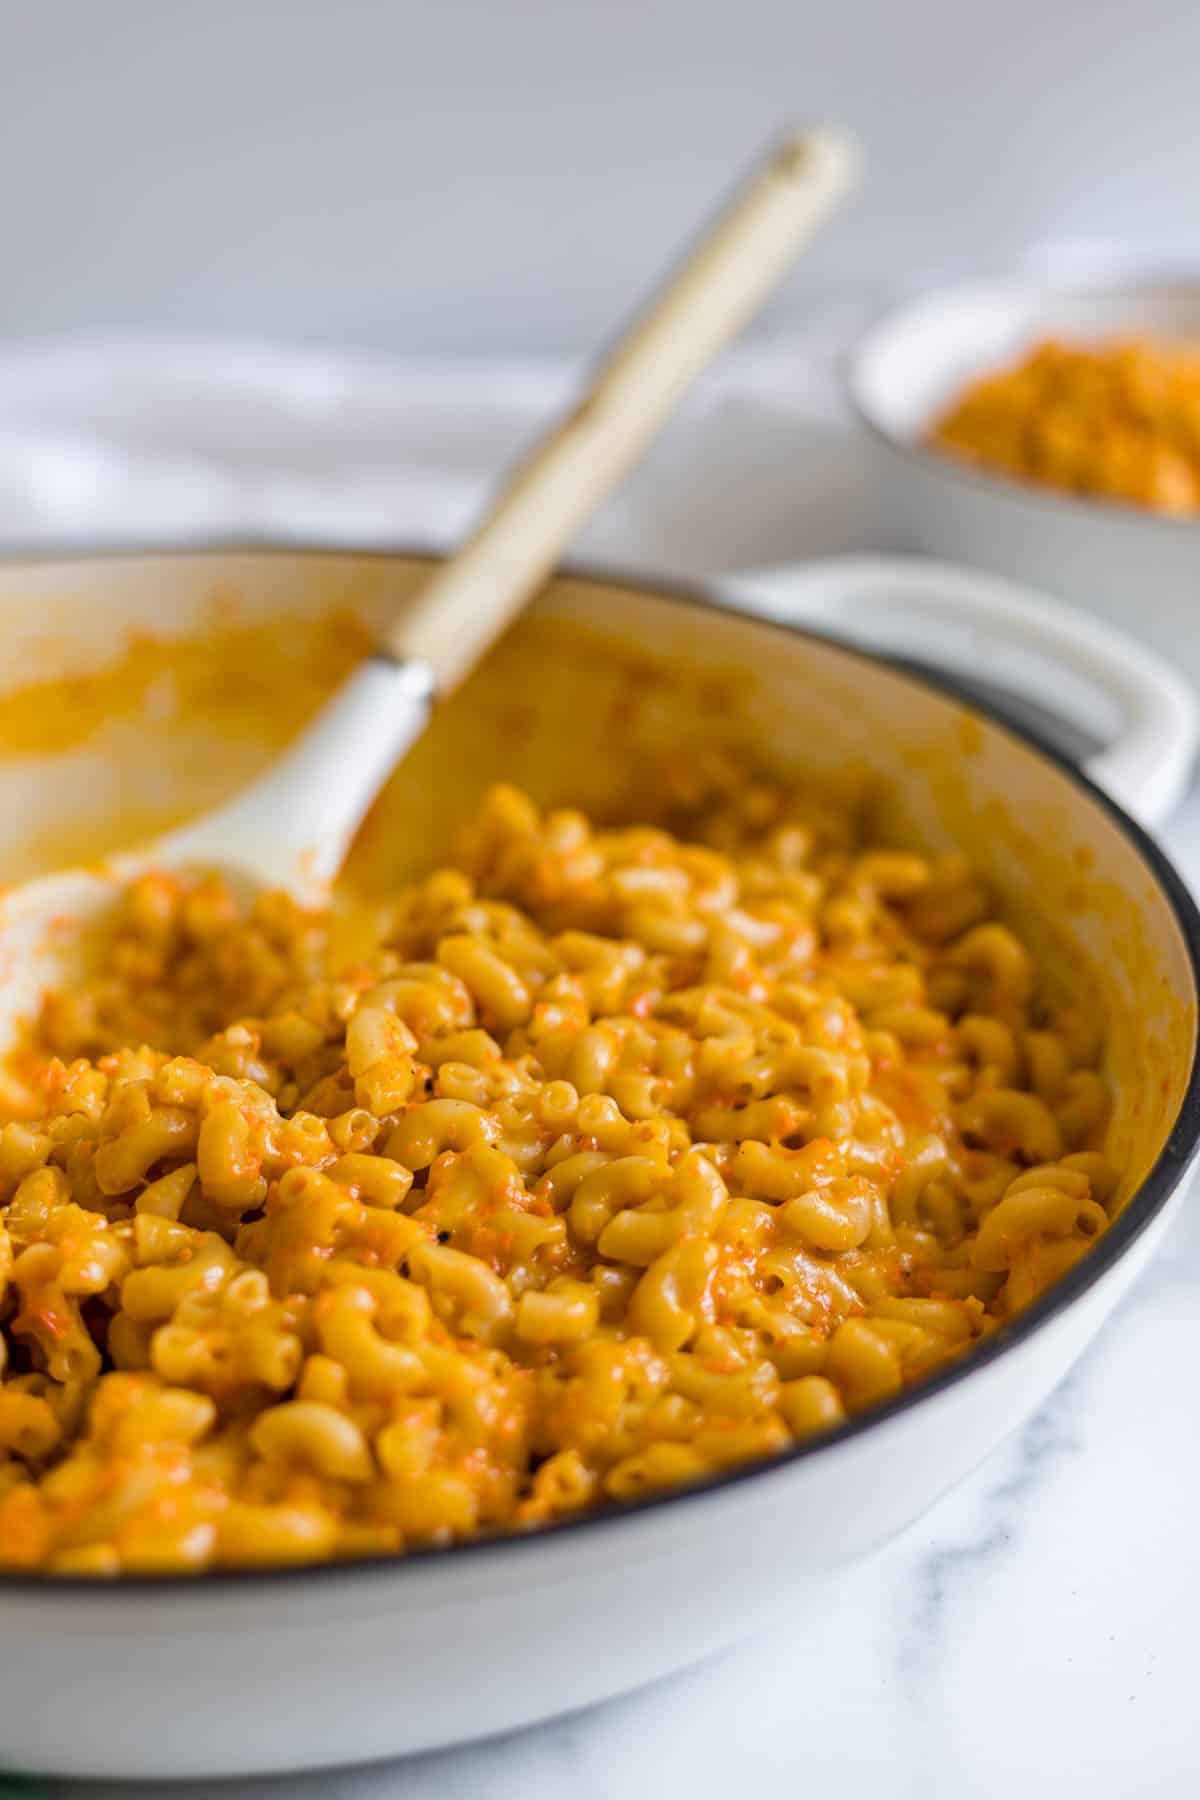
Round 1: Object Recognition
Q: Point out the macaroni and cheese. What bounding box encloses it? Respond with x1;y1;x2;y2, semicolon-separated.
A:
0;775;1116;1574
930;336;1200;514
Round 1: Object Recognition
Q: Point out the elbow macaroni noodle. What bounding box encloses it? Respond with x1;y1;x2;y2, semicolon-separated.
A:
0;775;1118;1573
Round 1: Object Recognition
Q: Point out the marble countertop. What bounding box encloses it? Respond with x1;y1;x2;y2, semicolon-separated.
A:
4;326;1196;1800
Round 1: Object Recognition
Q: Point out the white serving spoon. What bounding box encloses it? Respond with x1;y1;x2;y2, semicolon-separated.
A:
0;128;857;1055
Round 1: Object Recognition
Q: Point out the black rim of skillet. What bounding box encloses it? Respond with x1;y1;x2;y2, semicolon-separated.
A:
2;543;1198;1594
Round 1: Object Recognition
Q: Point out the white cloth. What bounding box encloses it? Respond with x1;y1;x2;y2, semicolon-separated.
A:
0;307;888;579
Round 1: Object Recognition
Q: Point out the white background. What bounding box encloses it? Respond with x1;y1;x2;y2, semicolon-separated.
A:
6;0;1200;353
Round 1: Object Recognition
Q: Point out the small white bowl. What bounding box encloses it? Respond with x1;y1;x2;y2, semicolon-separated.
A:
846;276;1200;690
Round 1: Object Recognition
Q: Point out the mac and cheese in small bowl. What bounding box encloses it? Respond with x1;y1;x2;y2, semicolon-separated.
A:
929;336;1200;515
0;550;1196;1779
848;276;1200;685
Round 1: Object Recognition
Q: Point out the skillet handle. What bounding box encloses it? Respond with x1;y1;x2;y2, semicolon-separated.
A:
727;554;1198;830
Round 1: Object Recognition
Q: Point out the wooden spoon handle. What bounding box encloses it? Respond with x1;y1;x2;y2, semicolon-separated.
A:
385;126;858;691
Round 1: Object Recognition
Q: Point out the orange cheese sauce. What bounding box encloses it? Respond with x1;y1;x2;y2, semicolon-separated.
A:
0;578;1175;1575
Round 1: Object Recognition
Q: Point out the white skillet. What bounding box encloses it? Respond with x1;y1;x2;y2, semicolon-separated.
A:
2;549;1198;1781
